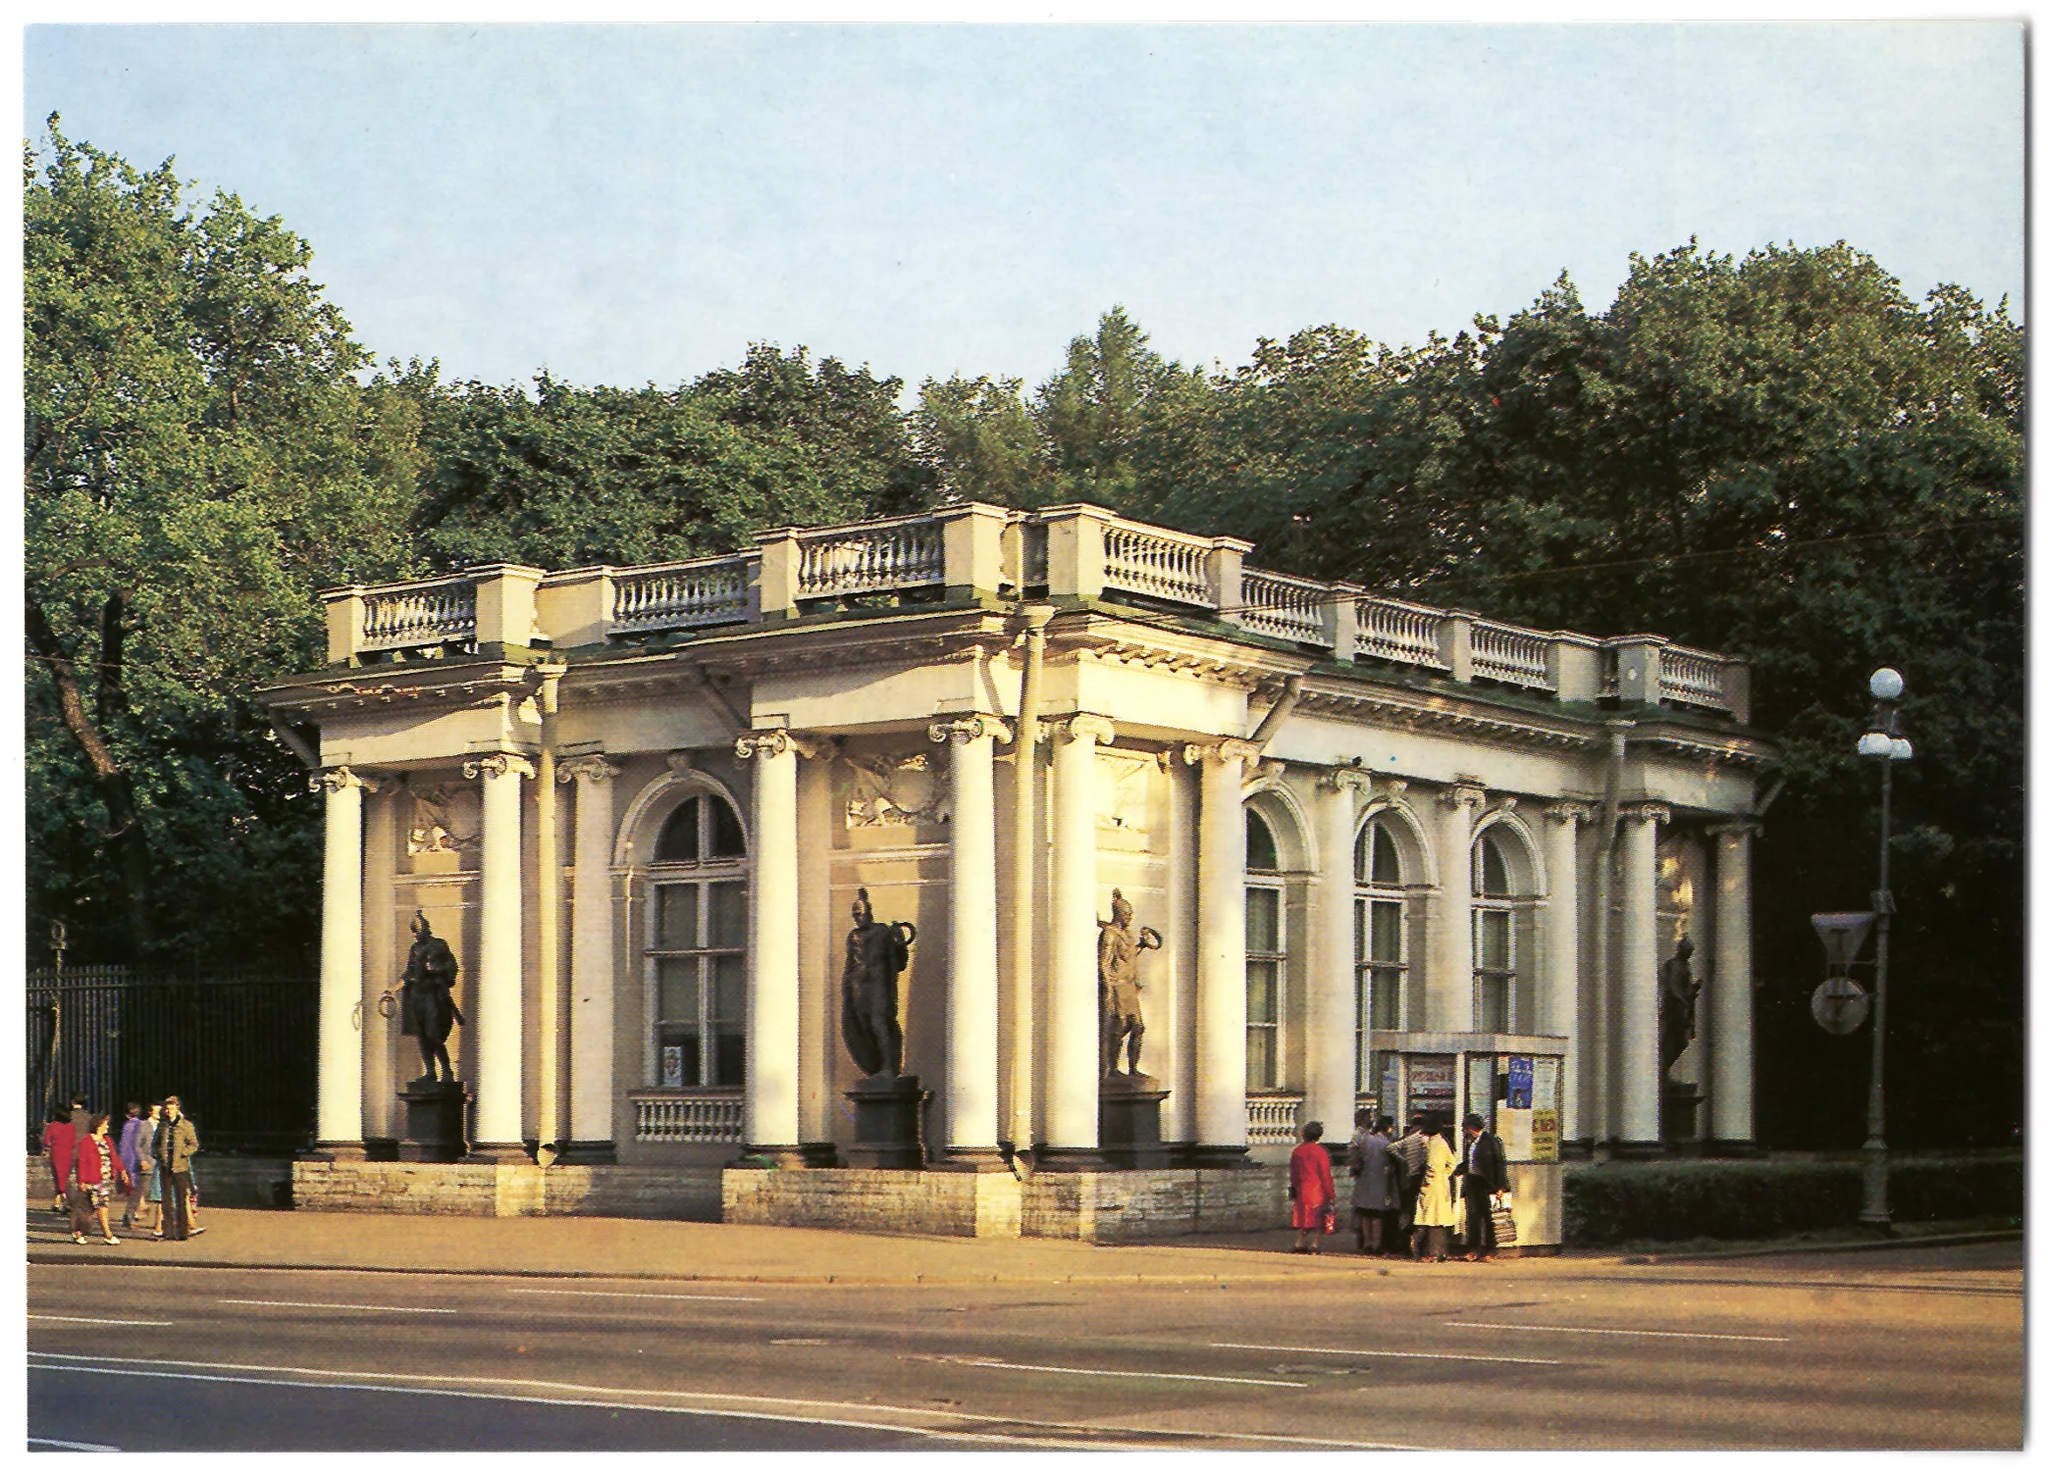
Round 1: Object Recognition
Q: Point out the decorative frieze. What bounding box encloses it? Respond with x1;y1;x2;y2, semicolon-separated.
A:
842;750;950;828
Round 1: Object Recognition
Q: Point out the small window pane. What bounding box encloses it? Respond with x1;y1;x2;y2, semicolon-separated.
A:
1246;811;1278;872
656;886;698;950
1478;909;1512;969
656;958;700;1024
708;795;746;857
657;797;702;863
657;1029;701;1087
713;1026;747;1088
1477;833;1510;896
1354;899;1370;962
1373;825;1401;886
1370;967;1403;1029
1247;960;1279;1023
707;882;748;949
1478;977;1511;1033
1371;899;1403;962
1246;887;1281;952
1247;1029;1277;1090
711;954;746;1022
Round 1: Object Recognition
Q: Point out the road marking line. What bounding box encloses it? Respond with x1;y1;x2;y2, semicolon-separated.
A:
22;1357;1131;1449
217;1299;456;1315
959;1358;1306;1388
1448;1321;1789;1343
1212;1341;1563;1367
30;1314;173;1327
509;1288;765;1303
29;1438;122;1452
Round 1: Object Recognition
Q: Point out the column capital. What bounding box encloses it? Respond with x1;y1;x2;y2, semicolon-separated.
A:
1052;713;1116;746
1185;736;1260;767
310;766;380;795
463;753;536;781
1438;781;1486;811
929;714;1013;746
1317;765;1372;795
734;729;828;761
1548;800;1595;827
558;754;623;785
1707;817;1764;841
1623;801;1673;827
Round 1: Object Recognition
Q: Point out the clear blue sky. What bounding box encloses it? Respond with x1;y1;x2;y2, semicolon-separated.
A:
24;21;2025;396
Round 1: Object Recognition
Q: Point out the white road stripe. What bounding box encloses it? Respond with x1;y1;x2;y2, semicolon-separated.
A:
1449;1321;1789;1343
1212;1341;1564;1367
961;1357;1306;1388
509;1288;765;1303
30;1314;173;1327
29;1437;122;1452
217;1299;456;1315
23;1355;1145;1449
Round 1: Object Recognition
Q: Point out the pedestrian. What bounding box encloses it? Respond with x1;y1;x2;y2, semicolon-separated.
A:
40;1106;75;1216
1389;1116;1430;1254
60;1093;98;1242
1410;1113;1461;1262
152;1095;201;1242
1288;1120;1337;1254
1347;1111;1400;1255
72;1114;132;1245
1454;1111;1509;1262
117;1102;155;1233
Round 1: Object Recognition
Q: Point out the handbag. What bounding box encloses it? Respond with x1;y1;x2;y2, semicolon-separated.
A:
1489;1193;1518;1247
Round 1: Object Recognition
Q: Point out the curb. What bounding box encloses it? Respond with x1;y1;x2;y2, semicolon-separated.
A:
1621;1230;2022;1264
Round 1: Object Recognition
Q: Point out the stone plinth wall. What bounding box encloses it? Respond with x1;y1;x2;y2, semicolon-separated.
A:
724;1167;1023;1238
1020;1167;1291;1242
25;1153;293;1209
290;1160;723;1219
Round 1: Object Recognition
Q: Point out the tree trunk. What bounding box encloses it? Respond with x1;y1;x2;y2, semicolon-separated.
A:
26;595;153;958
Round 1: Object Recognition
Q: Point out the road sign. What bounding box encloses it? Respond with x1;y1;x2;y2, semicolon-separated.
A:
1811;977;1871;1035
1810;912;1876;967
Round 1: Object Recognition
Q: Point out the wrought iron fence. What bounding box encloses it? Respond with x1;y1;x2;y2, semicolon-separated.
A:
25;967;317;1155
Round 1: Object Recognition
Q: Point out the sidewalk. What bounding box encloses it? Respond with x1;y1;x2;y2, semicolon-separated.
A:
25;1201;2017;1286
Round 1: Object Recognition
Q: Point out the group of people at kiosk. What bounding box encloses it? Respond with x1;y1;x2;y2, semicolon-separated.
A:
1288;1110;1511;1260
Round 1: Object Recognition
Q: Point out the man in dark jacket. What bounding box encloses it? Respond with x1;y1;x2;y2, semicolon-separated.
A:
152;1095;201;1241
1455;1110;1509;1261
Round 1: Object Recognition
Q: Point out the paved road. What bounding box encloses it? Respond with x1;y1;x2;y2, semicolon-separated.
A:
27;1244;2022;1450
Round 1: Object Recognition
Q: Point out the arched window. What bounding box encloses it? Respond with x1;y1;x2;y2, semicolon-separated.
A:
1354;816;1410;1092
648;792;748;1089
1244;809;1284;1091
1472;828;1519;1033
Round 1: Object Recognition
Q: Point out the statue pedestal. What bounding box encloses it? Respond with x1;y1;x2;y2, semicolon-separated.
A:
397;1078;469;1163
1098;1072;1171;1169
844;1073;924;1170
1660;1080;1703;1151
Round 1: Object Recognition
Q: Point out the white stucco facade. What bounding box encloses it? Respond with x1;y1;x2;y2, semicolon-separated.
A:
265;503;1774;1183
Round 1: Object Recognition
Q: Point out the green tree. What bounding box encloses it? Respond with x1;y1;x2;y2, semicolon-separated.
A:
911;374;1055;508
1033;306;1206;507
25;118;421;964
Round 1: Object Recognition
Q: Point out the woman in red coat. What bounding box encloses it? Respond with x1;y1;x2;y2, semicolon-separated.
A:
1288;1120;1337;1254
72;1114;132;1245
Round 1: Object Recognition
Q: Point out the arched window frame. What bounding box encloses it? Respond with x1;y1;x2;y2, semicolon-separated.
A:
1471;817;1538;1034
645;789;750;1090
1354;810;1421;1093
1243;806;1287;1092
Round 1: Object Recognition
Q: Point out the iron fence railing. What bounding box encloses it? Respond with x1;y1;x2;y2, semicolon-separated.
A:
26;967;317;1156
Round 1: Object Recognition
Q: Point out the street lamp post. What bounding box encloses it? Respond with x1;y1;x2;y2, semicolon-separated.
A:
1856;667;1911;1232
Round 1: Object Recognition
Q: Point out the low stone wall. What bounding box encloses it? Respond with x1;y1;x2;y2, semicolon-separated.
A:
24;1153;293;1209
290;1160;723;1220
724;1164;1294;1242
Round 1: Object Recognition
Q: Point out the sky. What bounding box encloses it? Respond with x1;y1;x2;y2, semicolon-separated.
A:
21;18;2027;399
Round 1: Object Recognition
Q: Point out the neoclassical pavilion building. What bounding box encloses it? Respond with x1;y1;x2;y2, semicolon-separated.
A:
263;504;1774;1237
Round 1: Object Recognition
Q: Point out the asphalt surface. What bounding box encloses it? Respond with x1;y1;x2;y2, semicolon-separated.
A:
24;1200;2024;1451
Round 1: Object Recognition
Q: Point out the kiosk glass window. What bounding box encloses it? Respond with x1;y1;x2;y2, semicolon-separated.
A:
1245;810;1284;1090
649;794;748;1088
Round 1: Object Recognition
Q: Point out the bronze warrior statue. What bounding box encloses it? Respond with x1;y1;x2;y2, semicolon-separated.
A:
1098;888;1162;1076
1658;934;1700;1080
400;911;464;1084
840;888;915;1078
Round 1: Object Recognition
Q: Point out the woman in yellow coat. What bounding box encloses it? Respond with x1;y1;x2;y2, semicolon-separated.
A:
1409;1116;1461;1261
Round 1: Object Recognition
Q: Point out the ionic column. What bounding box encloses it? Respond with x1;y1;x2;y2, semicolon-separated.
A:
1306;769;1367;1137
1708;820;1760;1150
735;729;813;1159
1431;783;1485;1032
312;766;377;1157
562;755;621;1161
1044;714;1114;1161
931;715;1011;1166
1617;802;1670;1151
1545;802;1591;1142
1194;738;1259;1160
464;752;534;1158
